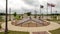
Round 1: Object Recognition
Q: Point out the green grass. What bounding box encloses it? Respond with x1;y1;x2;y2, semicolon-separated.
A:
49;28;60;34
49;20;60;24
0;31;29;34
46;18;60;24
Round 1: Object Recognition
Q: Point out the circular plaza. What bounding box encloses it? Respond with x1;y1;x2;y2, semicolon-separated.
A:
1;17;60;34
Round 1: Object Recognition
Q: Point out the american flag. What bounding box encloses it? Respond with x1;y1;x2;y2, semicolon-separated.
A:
47;3;55;7
47;3;51;6
51;4;55;7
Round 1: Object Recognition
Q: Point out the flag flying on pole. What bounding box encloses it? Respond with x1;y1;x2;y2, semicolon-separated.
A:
47;3;55;7
40;5;44;8
47;3;51;6
51;4;55;7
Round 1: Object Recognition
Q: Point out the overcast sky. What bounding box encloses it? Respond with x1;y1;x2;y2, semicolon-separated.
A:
0;0;60;14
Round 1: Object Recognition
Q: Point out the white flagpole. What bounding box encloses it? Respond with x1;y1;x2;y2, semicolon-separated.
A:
47;3;48;19
40;5;41;19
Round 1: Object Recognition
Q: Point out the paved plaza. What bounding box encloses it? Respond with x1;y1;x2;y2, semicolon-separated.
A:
1;19;60;34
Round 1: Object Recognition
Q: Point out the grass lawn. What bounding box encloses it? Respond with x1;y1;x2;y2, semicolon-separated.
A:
49;20;60;24
0;31;29;34
46;18;60;24
49;28;60;34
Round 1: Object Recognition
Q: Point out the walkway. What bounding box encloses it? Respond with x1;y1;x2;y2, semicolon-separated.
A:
1;21;60;34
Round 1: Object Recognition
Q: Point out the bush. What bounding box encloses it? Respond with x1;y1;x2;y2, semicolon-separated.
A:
0;16;4;22
0;24;1;29
15;15;21;20
46;19;51;21
13;12;17;17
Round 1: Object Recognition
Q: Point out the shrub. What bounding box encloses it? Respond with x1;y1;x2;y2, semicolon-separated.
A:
0;16;4;22
15;15;21;20
0;24;1;29
13;12;17;17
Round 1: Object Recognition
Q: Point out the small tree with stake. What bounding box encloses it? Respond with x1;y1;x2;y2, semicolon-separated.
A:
13;12;17;19
26;12;31;19
26;12;31;16
13;12;17;17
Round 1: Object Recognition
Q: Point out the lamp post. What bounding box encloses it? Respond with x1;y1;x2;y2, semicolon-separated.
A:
55;11;58;20
5;0;8;34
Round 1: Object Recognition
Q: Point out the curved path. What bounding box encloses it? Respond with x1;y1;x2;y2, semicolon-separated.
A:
1;21;60;34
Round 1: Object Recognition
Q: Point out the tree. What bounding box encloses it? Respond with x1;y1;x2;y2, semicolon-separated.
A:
19;15;21;18
0;13;6;15
26;12;31;19
13;12;17;17
26;12;31;16
15;15;21;20
0;24;1;29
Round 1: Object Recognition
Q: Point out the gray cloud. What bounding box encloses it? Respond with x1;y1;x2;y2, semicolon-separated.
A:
23;0;40;7
0;0;60;14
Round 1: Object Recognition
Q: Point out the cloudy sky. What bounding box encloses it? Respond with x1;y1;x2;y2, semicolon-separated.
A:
0;0;60;14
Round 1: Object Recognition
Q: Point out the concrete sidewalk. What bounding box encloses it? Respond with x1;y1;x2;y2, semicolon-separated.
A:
1;21;60;34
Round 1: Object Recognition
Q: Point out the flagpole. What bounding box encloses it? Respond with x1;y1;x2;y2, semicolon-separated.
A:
42;8;43;18
51;6;52;18
35;10;36;18
34;7;37;18
30;12;31;19
40;5;41;19
5;0;8;34
47;3;48;19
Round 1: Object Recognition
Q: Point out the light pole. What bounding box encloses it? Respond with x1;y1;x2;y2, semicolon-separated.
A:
5;0;8;34
55;11;58;20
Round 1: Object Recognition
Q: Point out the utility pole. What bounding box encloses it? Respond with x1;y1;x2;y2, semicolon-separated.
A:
5;0;8;34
